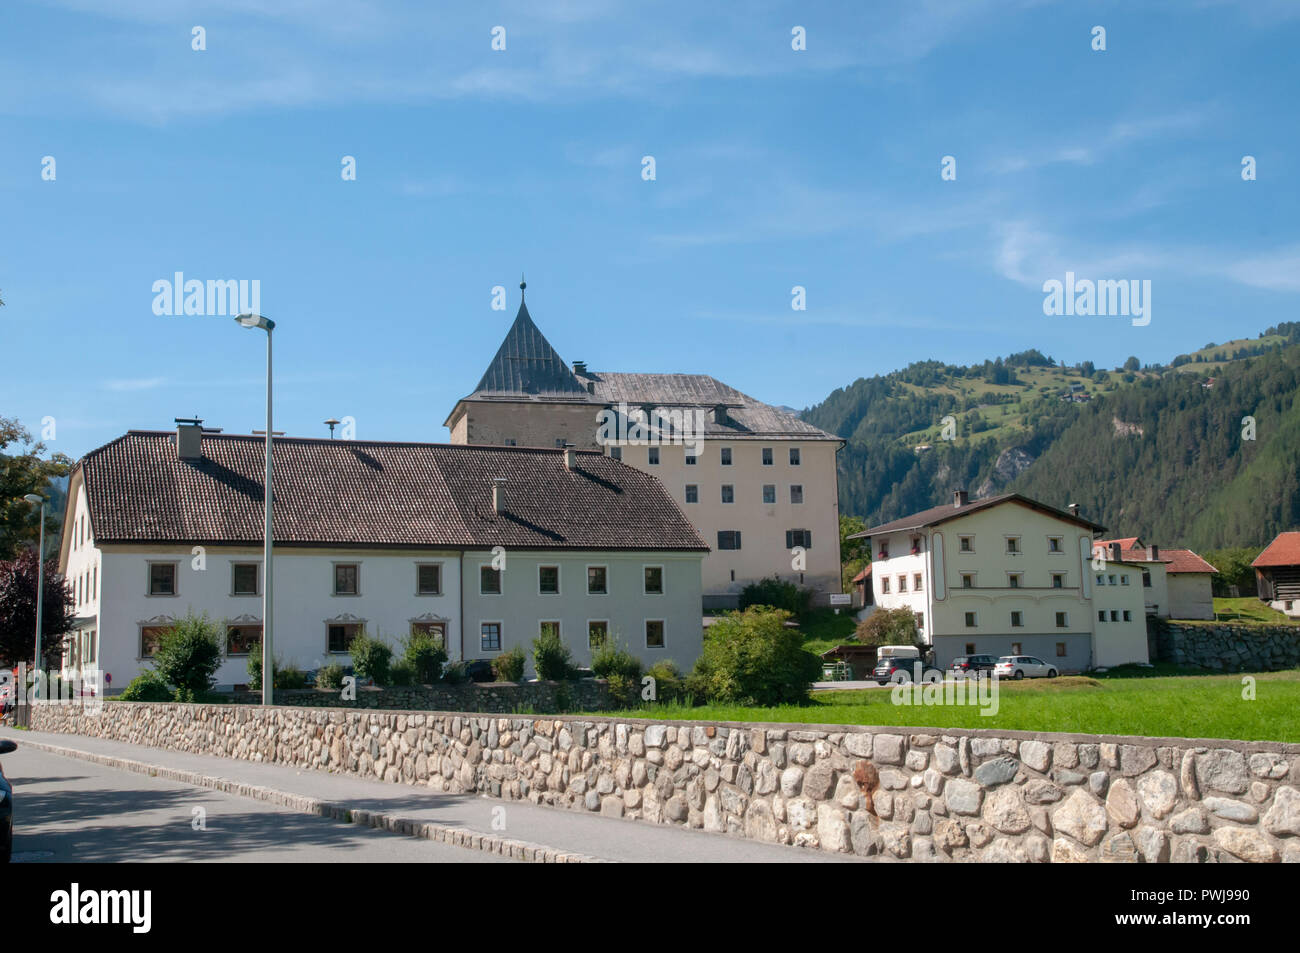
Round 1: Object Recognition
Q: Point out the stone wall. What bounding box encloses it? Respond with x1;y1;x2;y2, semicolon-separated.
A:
1152;620;1300;671
227;680;609;714
28;701;1300;862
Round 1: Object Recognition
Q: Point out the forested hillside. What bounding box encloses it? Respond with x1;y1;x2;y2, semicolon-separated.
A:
803;324;1300;550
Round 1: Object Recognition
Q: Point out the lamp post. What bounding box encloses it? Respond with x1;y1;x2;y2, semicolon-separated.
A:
235;313;276;705
22;494;45;699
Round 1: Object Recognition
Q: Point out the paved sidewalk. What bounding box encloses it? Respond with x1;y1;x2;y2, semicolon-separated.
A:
2;728;861;864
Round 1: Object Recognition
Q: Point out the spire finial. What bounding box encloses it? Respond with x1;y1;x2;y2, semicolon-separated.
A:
520;273;526;298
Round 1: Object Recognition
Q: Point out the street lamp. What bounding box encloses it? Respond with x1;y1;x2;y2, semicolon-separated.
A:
22;494;45;699
235;313;276;705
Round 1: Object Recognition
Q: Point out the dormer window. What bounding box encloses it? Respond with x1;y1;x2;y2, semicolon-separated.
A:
910;537;921;555
878;542;889;559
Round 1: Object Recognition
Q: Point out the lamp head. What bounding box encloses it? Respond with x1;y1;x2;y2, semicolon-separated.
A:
235;313;275;331
23;494;44;505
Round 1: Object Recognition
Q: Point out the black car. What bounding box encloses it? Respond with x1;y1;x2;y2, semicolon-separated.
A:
949;654;998;678
873;655;940;684
0;738;15;863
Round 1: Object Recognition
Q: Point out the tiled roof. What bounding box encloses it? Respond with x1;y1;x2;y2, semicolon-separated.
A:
1095;537;1142;550
468;299;593;399
1162;549;1218;574
852;565;872;583
1252;532;1300;569
1096;539;1217;573
76;432;708;552
849;493;1106;539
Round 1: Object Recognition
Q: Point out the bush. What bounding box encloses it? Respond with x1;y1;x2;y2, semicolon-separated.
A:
689;607;821;706
532;629;574;681
441;660;469;685
119;670;174;702
644;660;685;703
492;646;526;682
605;673;638;708
401;631;448;684
591;640;642;682
738;576;813;617
247;642;268;686
151;611;223;698
389;659;416;687
854;607;920;648
274;665;308;690
315;663;346;690
349;629;393;685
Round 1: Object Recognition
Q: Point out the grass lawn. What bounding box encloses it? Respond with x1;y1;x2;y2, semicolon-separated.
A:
592;669;1300;743
1207;597;1294;624
795;609;858;657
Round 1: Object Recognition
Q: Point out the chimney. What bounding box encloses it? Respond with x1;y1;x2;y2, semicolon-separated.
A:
175;417;203;461
713;404;728;425
1110;541;1123;562
572;360;587;376
563;443;577;470
953;489;968;508
1068;503;1080;517
491;478;507;515
1148;544;1159;561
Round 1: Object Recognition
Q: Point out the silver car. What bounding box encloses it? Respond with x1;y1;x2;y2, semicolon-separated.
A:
993;655;1058;679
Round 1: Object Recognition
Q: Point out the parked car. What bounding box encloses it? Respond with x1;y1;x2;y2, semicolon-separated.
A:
993;656;1058;679
0;738;15;863
949;654;999;678
873;652;941;684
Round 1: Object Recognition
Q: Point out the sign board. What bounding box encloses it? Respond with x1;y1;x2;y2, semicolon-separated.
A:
829;593;852;606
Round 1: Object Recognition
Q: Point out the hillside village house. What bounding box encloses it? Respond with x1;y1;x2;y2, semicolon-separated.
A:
443;284;844;608
1093;537;1218;620
57;422;707;691
849;492;1150;671
1252;531;1300;618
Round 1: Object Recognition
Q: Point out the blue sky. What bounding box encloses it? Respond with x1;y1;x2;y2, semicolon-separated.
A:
3;0;1298;460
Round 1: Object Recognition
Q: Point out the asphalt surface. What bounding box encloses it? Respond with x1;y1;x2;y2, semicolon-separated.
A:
2;729;864;863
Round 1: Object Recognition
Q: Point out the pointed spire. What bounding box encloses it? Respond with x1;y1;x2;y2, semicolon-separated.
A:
470;282;588;397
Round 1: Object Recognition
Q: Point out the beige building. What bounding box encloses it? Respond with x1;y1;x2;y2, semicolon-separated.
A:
852;492;1150;671
445;285;844;607
1095;537;1218;621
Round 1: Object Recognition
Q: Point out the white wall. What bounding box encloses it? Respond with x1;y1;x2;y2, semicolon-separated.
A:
1167;573;1214;620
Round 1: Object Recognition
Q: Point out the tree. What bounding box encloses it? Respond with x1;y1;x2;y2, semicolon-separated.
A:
1123;356;1141;372
1;417;73;560
854;607;919;648
840;514;868;590
150;611;223;699
0;548;73;667
687;607;821;706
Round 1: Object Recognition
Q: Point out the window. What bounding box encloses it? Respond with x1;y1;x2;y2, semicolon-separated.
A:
720;447;733;466
685;484;699;504
645;620;665;648
539;565;560;595
964;611;977;628
411;621;446;646
789;485;804;504
92;566;97;600
587;566;607;595
915;612;925;631
961;573;974;589
334;563;359;596
1048;536;1063;553
721;484;735;503
1011;611;1024;627
610;446;622;461
1057;642;1067;657
1008;573;1022;588
786;529;812;549
588;621;608;648
1055;611;1068;628
881;577;891;593
763;484;776;504
480;622;501;652
148;562;177;596
1098;610;1106;622
1121;574;1130;586
1006;537;1021;554
684;451;696;466
717;531;742;550
1122;610;1132;622
503;438;517;446
480;565;502;594
644;566;664;594
965;642;976;655
232;561;260;590
1096;574;1105;585
328;623;361;653
416;564;442;595
897;575;907;592
1011;642;1022;655
647;447;660;465
226;624;261;656
762;447;773;466
789;448;801;465
1108;574;1117;585
1111;611;1119;622
913;573;923;591
539;621;561;639
1052;573;1065;589
959;536;973;553
555;439;566;448
140;625;168;658
1142;571;1152;588
878;542;889;559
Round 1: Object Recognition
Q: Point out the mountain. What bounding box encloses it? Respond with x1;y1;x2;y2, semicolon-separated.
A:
802;324;1300;550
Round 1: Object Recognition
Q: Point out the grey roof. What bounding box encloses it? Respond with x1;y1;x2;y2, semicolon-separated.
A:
470;299;592;399
847;493;1106;539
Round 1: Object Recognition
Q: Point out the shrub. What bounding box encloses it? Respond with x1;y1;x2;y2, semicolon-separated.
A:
689;607;821;706
442;660;469;685
389;659;416;687
274;665;308;689
532;628;573;681
247;642;269;686
738;576;812;617
119;670;174;702
492;646;526;682
605;673;638;708
401;631;448;684
591;640;642;682
151;611;223;698
854;607;920;648
349;629;393;685
644;660;685;704
315;663;346;690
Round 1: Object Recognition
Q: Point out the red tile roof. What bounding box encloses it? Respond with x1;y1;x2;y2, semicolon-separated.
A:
852;565;872;583
1095;537;1141;550
1253;532;1300;568
1161;549;1218;574
75;431;709;552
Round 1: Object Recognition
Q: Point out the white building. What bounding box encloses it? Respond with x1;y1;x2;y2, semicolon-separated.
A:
57;422;707;691
850;491;1150;671
1094;537;1218;620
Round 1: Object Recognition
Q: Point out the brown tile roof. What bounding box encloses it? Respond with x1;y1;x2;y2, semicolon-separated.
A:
76;431;708;552
847;493;1106;539
1252;532;1300;568
1095;537;1142;550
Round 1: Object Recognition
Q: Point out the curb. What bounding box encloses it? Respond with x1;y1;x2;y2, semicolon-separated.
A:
16;738;605;864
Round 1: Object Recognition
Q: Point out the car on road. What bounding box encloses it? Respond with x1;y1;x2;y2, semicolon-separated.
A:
873;647;942;684
993;655;1058;679
949;654;999;678
0;738;15;863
